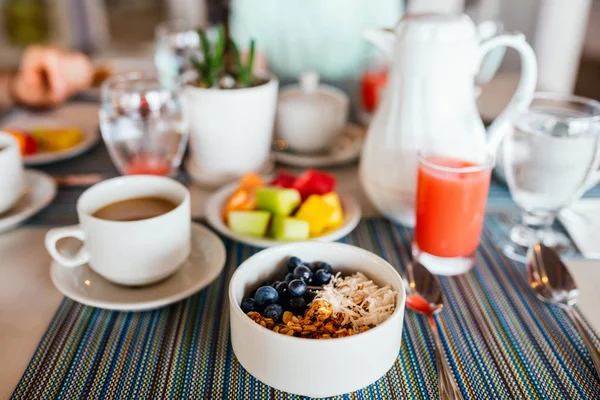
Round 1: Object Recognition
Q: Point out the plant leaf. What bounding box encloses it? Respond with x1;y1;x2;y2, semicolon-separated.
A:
198;29;212;85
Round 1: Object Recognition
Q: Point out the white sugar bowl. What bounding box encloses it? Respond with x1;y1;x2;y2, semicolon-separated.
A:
275;72;349;154
229;241;406;398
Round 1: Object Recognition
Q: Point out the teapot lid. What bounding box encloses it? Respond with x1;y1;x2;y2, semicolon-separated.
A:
394;14;477;43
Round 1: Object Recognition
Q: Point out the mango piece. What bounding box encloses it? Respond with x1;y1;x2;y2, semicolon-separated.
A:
256;187;301;216
270;215;310;241
321;192;344;229
295;194;336;236
31;127;83;152
228;210;271;237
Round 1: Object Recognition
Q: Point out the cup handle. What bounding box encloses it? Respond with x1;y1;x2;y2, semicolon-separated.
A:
45;225;90;268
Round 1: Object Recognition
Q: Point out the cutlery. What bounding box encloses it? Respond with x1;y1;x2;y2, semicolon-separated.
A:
527;242;600;377
54;174;105;187
404;262;464;400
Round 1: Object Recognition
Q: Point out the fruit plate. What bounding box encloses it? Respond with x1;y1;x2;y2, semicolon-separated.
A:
205;181;362;248
1;102;100;166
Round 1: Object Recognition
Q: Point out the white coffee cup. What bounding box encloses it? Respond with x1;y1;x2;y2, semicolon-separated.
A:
0;132;25;214
45;175;191;286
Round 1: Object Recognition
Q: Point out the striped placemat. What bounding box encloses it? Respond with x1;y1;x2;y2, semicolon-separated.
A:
11;217;600;399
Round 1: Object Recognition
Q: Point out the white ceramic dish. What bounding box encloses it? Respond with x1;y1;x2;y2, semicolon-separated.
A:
205;181;361;248
0;170;57;234
50;223;226;311
229;241;406;398
1;102;100;165
272;123;365;168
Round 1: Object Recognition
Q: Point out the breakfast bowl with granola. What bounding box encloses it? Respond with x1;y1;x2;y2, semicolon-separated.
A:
228;241;406;398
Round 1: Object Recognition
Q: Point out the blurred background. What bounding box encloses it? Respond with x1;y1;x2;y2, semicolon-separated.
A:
0;0;596;105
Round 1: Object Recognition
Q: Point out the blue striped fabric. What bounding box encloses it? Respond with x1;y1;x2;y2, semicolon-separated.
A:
11;218;600;399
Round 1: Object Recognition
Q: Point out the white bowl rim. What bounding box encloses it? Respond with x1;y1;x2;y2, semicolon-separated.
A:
229;241;406;344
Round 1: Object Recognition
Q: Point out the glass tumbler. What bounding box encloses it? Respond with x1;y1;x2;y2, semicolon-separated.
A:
503;93;600;261
154;19;199;89
413;151;493;276
99;73;189;177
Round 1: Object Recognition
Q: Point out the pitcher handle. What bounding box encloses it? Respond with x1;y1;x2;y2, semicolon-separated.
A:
479;33;538;157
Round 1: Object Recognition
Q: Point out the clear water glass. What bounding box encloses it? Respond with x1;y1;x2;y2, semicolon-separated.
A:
154;19;199;89
503;93;600;261
100;73;188;177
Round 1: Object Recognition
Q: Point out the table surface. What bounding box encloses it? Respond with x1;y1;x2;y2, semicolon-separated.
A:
2;111;600;398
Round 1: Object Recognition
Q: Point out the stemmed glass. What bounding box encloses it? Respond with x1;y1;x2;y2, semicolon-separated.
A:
503;93;600;261
99;73;189;177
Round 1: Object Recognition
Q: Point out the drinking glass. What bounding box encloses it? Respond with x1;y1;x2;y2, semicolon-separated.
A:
413;151;494;276
503;93;600;261
99;73;188;177
154;19;199;89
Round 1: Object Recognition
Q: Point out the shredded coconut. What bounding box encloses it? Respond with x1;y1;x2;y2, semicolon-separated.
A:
314;272;396;331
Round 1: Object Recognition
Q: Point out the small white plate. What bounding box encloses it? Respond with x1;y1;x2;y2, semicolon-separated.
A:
272;124;365;168
0;170;57;233
50;223;227;311
1;102;100;166
205;181;361;248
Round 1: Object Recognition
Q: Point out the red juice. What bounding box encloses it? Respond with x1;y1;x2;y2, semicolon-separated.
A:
414;156;491;258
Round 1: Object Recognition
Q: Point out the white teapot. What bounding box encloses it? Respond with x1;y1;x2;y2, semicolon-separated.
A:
359;14;537;227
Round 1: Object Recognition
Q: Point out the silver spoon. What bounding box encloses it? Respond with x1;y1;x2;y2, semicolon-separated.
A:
404;262;464;400
527;242;600;376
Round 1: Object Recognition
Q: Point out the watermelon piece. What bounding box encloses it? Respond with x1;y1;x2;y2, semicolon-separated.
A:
270;215;309;241
270;170;296;188
292;169;336;200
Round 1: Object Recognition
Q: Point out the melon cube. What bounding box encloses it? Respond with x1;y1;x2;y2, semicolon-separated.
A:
321;192;344;229
228;210;271;237
270;216;310;241
295;195;336;236
256;187;301;216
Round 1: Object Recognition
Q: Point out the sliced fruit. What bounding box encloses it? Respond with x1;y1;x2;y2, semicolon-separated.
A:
270;170;296;188
321;192;344;229
4;128;37;155
292;169;336;200
228;210;271;237
256;187;301;216
295;194;336;236
270;215;310;241
222;173;265;221
31;127;83;152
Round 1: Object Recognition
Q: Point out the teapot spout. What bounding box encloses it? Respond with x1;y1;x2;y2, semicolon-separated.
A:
363;29;395;59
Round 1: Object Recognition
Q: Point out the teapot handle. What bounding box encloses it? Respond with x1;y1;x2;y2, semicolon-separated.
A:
479;34;538;157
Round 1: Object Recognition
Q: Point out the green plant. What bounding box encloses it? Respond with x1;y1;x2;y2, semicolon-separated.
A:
190;24;258;89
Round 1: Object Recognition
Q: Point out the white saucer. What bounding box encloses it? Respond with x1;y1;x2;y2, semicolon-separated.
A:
0;170;57;233
272;124;365;168
50;223;227;311
205;181;361;248
185;155;275;188
1;102;100;165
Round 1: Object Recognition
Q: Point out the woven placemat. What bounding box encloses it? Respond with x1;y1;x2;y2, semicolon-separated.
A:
11;218;600;399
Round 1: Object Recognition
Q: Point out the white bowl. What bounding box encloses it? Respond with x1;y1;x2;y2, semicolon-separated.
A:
229;241;406;398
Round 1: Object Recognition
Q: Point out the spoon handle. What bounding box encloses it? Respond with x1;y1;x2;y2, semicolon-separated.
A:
428;315;464;400
566;307;600;376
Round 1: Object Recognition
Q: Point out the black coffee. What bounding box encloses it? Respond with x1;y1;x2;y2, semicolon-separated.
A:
92;197;178;221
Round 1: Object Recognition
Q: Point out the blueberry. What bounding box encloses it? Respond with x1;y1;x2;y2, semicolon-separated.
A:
284;273;294;283
288;297;306;313
288;279;307;297
306;276;314;286
254;286;278;306
287;256;302;273
275;281;289;299
314;269;332;285
303;262;316;272
304;289;318;304
271;280;281;288
293;265;312;282
241;298;256;313
313;262;332;274
263;304;284;322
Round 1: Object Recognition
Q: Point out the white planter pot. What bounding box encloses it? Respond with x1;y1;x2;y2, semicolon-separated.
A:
182;77;278;187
